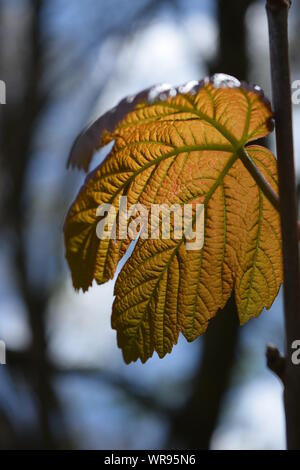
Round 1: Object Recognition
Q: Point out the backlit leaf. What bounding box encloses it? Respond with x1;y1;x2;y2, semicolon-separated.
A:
64;74;282;363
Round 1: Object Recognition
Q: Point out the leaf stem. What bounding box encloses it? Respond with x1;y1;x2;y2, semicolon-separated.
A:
266;0;300;449
239;148;280;211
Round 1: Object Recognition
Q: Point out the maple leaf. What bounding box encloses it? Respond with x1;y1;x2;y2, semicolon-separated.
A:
64;74;282;363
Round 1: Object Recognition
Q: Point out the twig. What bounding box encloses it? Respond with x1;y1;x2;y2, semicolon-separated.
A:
266;344;286;384
266;0;300;449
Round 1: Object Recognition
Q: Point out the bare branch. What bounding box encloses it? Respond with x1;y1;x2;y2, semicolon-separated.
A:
266;0;300;449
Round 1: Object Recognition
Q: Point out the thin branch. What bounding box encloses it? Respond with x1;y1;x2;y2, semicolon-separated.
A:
6;348;172;417
266;0;300;449
54;366;172;417
266;344;286;384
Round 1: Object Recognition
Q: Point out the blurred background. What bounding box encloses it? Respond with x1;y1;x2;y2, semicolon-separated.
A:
1;0;300;450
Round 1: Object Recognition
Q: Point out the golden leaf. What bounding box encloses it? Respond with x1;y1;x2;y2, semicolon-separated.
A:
64;74;282;363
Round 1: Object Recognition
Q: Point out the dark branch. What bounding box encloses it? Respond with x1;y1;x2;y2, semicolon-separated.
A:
266;0;300;449
266;344;286;384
